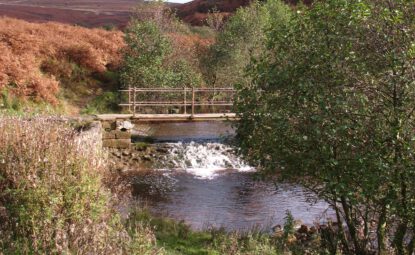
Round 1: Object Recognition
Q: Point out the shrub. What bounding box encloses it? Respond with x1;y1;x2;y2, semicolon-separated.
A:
0;117;160;254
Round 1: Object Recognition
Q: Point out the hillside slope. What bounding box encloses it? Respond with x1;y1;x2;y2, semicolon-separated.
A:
0;0;180;28
176;0;251;26
176;0;312;26
0;17;125;112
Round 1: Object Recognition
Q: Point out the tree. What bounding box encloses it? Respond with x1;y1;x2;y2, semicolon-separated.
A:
120;19;202;88
120;20;172;88
236;0;415;254
201;0;291;88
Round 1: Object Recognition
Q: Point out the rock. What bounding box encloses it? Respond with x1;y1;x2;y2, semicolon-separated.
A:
272;225;283;238
309;226;318;235
103;139;131;149
103;131;116;139
286;234;297;244
115;163;124;171
298;225;309;234
272;224;282;232
101;121;115;130
112;150;122;158
117;120;134;131
118;166;129;174
156;147;168;153
142;155;152;161
294;219;303;230
122;150;131;156
115;130;131;139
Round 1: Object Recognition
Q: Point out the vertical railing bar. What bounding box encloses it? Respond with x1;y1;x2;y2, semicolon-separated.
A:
133;87;136;117
191;87;195;118
128;85;131;113
184;87;187;114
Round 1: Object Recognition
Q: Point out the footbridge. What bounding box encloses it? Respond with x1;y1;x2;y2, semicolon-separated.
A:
96;87;237;122
95;87;238;148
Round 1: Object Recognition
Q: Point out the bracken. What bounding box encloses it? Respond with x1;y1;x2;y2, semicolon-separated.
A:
0;18;125;105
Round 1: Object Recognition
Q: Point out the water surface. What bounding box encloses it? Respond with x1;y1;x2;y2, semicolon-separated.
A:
130;122;332;231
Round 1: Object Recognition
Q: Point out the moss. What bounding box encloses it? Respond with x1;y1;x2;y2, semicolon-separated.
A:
134;142;150;151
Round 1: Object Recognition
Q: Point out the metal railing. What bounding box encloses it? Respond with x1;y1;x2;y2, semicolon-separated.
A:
119;87;236;115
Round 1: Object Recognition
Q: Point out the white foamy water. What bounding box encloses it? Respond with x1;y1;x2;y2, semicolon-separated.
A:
160;142;254;179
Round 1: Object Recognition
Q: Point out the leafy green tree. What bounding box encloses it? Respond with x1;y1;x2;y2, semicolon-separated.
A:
236;0;415;254
120;16;201;90
120;20;172;88
201;0;292;88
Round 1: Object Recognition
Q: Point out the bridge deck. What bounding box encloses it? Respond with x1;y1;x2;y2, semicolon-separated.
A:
95;113;237;122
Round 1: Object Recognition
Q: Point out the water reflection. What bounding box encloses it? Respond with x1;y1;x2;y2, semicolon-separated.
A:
130;121;331;232
133;121;235;142
132;171;330;232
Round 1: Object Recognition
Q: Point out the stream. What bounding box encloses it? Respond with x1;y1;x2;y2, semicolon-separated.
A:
130;122;331;232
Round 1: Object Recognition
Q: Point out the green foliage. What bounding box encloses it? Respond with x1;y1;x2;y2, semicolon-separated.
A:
201;0;292;88
126;209;281;255
189;26;216;39
1;88;23;112
236;0;415;254
81;91;121;114
134;142;150;151
283;211;294;239
121;20;201;89
121;20;172;88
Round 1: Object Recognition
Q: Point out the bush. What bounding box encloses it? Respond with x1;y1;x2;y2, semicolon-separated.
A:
0;117;160;254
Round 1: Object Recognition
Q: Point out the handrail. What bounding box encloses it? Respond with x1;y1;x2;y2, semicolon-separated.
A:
119;87;236;116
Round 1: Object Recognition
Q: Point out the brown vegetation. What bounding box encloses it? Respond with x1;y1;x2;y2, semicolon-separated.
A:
0;17;125;105
0;5;132;28
0;0;181;28
176;0;313;26
176;0;252;26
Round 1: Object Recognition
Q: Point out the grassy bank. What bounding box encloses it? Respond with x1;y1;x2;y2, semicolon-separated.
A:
128;209;324;255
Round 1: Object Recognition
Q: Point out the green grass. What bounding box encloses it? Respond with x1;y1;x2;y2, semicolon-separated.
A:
127;210;217;255
81;91;121;114
126;209;283;255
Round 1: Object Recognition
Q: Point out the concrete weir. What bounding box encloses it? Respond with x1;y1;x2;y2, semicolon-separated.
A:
94;113;238;149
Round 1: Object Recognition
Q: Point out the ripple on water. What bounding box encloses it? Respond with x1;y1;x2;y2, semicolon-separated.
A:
130;143;332;231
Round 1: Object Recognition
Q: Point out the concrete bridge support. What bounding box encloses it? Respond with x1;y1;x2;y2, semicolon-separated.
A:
101;119;133;149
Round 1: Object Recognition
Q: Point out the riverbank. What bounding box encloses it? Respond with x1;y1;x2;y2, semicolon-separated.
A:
0;116;330;254
128;209;324;255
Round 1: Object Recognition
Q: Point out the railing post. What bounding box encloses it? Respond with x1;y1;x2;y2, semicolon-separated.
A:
184;87;187;114
128;86;131;113
133;87;136;117
191;87;195;118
